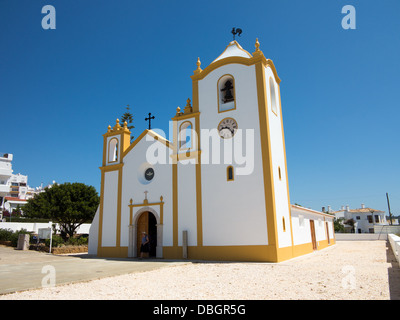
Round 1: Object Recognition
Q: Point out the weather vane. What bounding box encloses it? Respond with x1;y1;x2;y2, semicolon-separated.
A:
231;27;242;41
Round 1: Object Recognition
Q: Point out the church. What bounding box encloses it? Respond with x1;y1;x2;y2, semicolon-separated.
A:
88;39;335;262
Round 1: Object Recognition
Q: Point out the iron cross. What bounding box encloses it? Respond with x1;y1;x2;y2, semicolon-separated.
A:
145;112;155;130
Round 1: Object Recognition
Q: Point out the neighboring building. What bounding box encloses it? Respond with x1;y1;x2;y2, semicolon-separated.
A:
332;204;387;233
0;153;53;214
89;39;336;262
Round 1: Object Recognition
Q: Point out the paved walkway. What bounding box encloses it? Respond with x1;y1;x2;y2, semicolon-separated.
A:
0;246;187;295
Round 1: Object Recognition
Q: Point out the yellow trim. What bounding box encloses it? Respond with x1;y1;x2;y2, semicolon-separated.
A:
128;198;164;225
191;54;281;84
194;104;203;247
217;74;236;113
97;170;105;250
99;163;123;172
172;111;200;121
255;60;278;257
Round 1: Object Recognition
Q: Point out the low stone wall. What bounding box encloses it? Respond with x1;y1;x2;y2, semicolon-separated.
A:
388;234;400;267
335;233;388;240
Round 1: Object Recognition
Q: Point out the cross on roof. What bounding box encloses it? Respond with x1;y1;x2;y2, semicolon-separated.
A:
145;112;155;130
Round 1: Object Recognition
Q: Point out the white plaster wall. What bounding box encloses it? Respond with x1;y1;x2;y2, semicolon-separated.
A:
198;63;268;246
102;170;118;246
121;134;173;247
265;67;292;248
88;207;99;254
291;206;335;246
177;162;197;246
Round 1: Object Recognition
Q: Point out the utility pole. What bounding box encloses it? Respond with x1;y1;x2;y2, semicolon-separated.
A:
386;192;393;226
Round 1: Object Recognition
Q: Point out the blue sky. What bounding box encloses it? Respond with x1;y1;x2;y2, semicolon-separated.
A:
1;0;399;215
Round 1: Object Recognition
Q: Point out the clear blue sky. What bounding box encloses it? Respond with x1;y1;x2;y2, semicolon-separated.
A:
1;0;399;215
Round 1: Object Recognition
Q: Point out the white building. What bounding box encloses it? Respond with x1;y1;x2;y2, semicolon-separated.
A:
332;204;387;233
89;39;335;262
0;153;53;214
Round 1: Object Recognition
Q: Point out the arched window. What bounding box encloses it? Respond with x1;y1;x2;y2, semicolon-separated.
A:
269;77;278;115
218;75;236;113
108;138;118;162
179;121;193;149
227;166;234;181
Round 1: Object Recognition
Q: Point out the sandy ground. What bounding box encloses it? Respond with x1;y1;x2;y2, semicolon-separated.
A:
1;241;399;300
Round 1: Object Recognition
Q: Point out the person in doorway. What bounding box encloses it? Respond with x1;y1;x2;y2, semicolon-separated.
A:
140;231;149;258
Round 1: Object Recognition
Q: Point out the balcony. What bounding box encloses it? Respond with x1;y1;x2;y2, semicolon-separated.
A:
0;185;9;193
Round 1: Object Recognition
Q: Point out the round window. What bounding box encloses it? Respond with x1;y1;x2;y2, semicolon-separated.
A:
144;168;155;181
137;163;155;185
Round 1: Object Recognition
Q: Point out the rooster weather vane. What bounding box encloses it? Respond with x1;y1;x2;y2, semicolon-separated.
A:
231;27;242;40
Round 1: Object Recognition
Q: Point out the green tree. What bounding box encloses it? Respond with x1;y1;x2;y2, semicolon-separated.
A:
23;182;99;241
121;104;135;141
334;218;345;233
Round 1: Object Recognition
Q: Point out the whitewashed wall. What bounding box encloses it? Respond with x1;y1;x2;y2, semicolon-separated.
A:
0;222;91;234
199;63;268;246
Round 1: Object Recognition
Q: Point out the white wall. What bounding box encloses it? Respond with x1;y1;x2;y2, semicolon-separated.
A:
0;222;91;234
265;66;291;248
198;63;268;246
88;208;99;254
291;206;334;246
388;234;400;266
121;135;173;247
177;161;197;246
102;170;118;246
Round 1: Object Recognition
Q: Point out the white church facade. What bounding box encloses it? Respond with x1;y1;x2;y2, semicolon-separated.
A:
88;39;335;262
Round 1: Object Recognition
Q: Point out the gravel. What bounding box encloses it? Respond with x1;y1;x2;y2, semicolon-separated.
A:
1;241;399;300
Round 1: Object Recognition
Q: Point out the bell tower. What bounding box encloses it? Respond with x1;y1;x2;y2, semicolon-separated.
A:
102;119;131;166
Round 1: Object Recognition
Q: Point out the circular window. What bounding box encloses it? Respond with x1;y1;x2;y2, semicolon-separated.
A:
137;163;155;185
144;168;155;181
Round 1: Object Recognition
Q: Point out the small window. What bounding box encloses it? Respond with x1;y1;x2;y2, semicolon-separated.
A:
374;215;379;223
108;138;118;162
356;216;360;220
218;75;236;113
278;166;282;180
282;217;286;232
367;215;373;223
299;215;305;227
227;166;234;181
269;77;278;115
179;121;193;149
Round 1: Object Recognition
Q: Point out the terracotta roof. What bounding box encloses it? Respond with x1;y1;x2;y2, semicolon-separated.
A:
5;197;27;202
332;207;384;214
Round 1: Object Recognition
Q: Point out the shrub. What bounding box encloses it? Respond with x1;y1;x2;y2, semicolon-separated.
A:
0;228;14;241
45;235;64;248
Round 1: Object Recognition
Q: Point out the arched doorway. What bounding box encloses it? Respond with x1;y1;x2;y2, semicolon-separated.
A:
136;211;157;257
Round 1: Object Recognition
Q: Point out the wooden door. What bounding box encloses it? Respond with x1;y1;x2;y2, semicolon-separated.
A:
326;222;330;244
137;212;149;255
310;220;317;250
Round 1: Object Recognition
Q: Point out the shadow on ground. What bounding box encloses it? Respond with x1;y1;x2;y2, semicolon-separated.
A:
386;242;400;300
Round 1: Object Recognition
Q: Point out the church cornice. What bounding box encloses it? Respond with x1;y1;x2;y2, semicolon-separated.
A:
191;39;281;84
